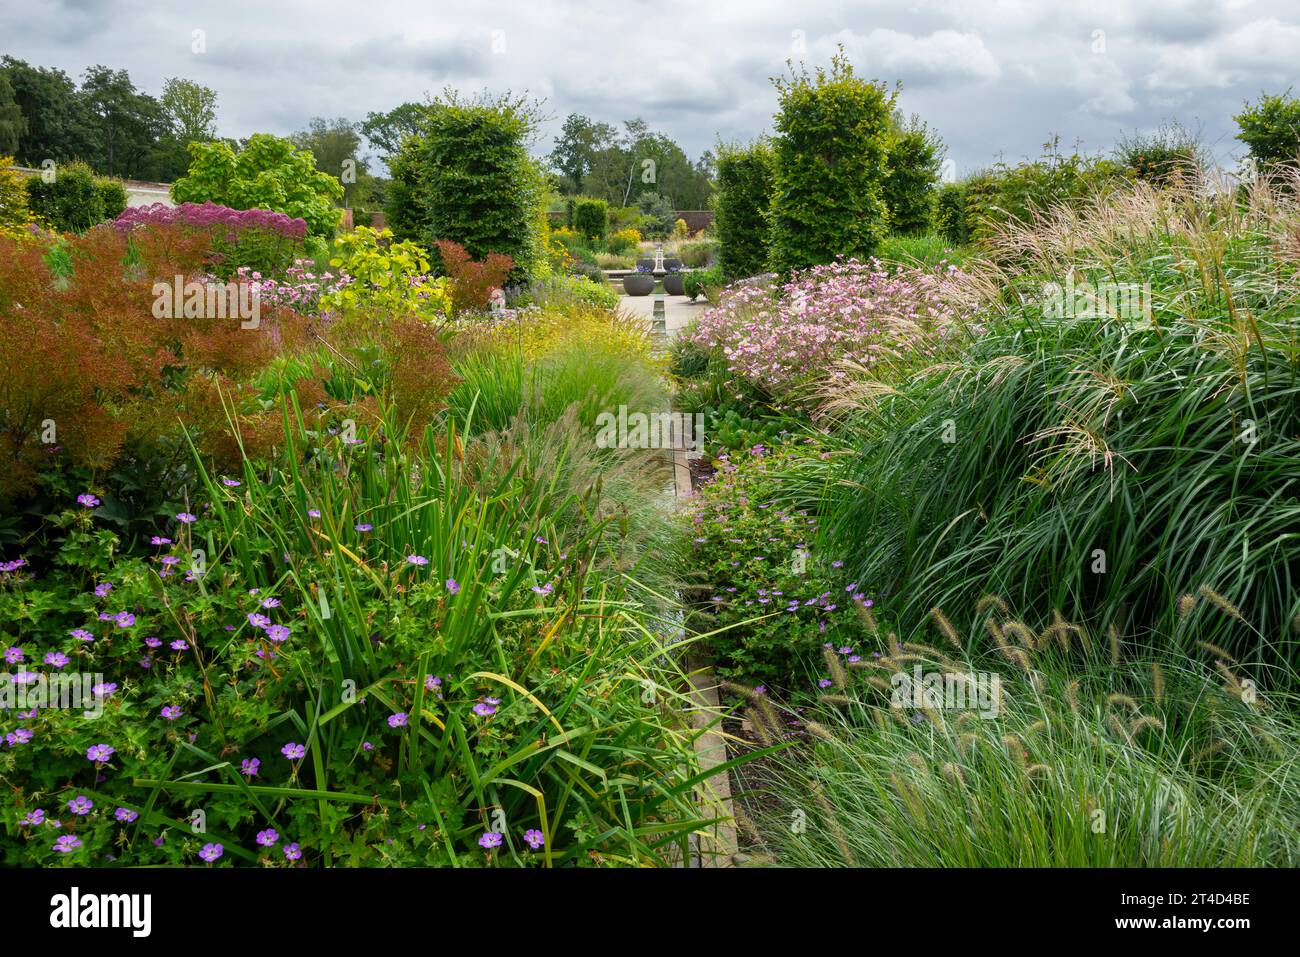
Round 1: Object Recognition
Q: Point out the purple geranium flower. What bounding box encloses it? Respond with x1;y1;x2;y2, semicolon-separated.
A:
54;835;82;853
256;828;279;847
478;831;503;849
198;843;223;862
86;744;115;763
67;795;94;815
445;578;460;595
77;494;100;508
523;828;545;849
177;512;197;524
283;842;302;861
387;712;408;728
160;705;183;721
115;808;139;823
281;742;306;760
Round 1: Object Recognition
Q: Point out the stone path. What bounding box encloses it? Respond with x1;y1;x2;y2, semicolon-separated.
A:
619;293;709;339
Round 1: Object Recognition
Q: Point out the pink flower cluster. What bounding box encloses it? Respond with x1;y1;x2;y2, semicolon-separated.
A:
235;260;352;312
113;202;308;241
689;258;974;397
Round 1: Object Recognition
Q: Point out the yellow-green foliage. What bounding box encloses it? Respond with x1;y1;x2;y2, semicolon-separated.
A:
323;226;453;321
0;156;40;241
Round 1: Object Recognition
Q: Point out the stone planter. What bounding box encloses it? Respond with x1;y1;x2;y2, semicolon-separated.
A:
663;257;682;272
623;273;655;296
636;258;656;272
662;272;685;296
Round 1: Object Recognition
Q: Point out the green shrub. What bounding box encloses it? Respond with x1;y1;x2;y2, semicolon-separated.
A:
95;178;127;221
387;93;547;284
682;264;723;301
883;115;944;235
572;197;607;245
1114;122;1203;185
1235;91;1300;171
714;139;773;280
963;141;1126;246
171;133;344;243
25;160;106;232
768;51;895;275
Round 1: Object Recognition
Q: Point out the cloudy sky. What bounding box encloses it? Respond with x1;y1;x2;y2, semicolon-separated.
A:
5;0;1298;175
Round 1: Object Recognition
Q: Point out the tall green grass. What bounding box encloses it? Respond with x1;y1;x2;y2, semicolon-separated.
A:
816;177;1300;667
750;605;1300;867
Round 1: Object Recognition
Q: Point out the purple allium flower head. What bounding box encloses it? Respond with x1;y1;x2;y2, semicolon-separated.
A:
281;742;306;760
198;843;223;862
478;831;503;849
77;494;100;508
523;828;544;849
67;795;94;815
256;828;279;847
86;744;115;763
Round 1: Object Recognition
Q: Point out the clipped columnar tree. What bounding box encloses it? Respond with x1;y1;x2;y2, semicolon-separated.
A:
713;138;773;280
573;197;608;245
883;114;944;235
768;52;896;275
171;133;343;243
387;92;545;284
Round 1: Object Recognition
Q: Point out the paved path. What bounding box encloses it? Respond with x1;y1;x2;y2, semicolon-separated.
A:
619;293;710;339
